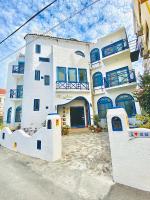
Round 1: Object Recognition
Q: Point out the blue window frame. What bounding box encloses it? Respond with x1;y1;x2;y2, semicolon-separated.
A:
57;67;66;82
75;51;85;57
34;99;40;111
44;75;50;85
112;117;123;131
37;140;41;150
35;70;40;80
2;133;5;140
102;39;129;58
39;57;50;62
78;69;87;83
90;48;100;63
97;97;113;119
68;68;77;83
7;107;12;124
93;72;103;87
15;106;22;122
35;44;41;53
105;67;129;88
115;94;136;117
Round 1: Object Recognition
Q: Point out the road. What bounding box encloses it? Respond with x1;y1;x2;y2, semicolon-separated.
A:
1;144;150;200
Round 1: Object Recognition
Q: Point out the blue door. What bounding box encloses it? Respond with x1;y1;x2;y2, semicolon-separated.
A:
70;107;85;128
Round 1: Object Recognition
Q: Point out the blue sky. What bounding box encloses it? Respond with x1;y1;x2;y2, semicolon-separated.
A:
0;0;139;88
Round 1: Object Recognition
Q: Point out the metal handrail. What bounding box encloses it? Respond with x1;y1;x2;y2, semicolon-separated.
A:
56;81;89;90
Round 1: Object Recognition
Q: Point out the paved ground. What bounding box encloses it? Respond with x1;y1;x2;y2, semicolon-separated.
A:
0;132;150;200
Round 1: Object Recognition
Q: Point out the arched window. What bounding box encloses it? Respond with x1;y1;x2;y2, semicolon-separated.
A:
90;48;100;63
116;94;136;117
97;97;113;119
15;106;22;122
75;51;85;57
7;107;12;124
112;117;123;131
93;72;103;87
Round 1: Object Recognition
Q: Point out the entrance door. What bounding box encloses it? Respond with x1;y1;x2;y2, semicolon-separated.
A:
70;106;85;128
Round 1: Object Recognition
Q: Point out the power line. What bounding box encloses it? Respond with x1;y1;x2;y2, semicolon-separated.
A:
0;0;101;64
0;0;57;45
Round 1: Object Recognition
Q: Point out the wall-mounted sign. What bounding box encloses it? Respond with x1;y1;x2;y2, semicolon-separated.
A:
129;131;150;138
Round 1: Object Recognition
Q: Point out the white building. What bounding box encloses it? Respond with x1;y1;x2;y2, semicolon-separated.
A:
4;27;141;130
0;89;6;119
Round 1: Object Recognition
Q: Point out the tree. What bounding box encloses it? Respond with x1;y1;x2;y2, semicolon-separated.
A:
134;71;150;114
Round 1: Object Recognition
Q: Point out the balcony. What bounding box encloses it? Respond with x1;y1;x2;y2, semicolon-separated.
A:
10;89;23;99
104;70;136;90
102;39;129;58
56;81;89;90
12;63;24;75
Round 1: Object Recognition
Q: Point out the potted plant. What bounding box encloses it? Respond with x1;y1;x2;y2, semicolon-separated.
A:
62;125;70;135
93;115;102;133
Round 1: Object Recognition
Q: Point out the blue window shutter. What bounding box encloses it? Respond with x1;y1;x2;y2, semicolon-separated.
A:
35;44;41;53
35;70;40;80
34;99;40;111
90;48;100;63
93;72;103;87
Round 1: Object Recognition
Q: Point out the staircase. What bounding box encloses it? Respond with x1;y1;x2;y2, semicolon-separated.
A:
70;127;91;134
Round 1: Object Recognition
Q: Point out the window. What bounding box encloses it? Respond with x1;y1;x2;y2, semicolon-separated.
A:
93;72;103;87
97;97;113;119
116;94;136;117
57;67;66;82
35;70;40;80
35;44;41;54
7;107;12;124
39;57;50;62
68;68;77;82
90;48;100;63
34;99;40;111
112;117;123;131
44;75;50;85
37;140;41;150
106;67;129;87
2;133;5;140
78;69;87;83
75;51;85;57
102;39;129;58
47;120;52;129
15;106;22;122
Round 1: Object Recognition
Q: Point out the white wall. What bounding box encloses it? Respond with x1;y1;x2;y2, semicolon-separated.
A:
107;108;150;192
0;114;62;162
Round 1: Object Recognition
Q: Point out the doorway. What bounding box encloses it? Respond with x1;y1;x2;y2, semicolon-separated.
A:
70;106;85;128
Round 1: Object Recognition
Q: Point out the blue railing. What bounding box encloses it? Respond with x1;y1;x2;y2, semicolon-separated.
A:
12;63;24;74
102;39;129;58
10;89;23;99
104;70;136;88
56;81;89;90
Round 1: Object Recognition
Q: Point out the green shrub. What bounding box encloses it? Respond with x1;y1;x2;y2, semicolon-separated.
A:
136;114;150;129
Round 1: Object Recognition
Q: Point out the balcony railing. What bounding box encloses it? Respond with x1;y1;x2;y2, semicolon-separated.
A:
56;81;89;90
104;70;136;88
10;89;23;99
102;39;129;58
12;64;24;74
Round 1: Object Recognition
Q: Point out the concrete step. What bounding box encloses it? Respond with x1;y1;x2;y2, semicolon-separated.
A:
70;127;91;134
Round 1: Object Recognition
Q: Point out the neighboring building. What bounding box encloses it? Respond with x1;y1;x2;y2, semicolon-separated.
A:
0;89;6;118
4;27;141;130
133;0;150;71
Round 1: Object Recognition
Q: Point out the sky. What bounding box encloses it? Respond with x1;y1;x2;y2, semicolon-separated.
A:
0;0;140;88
